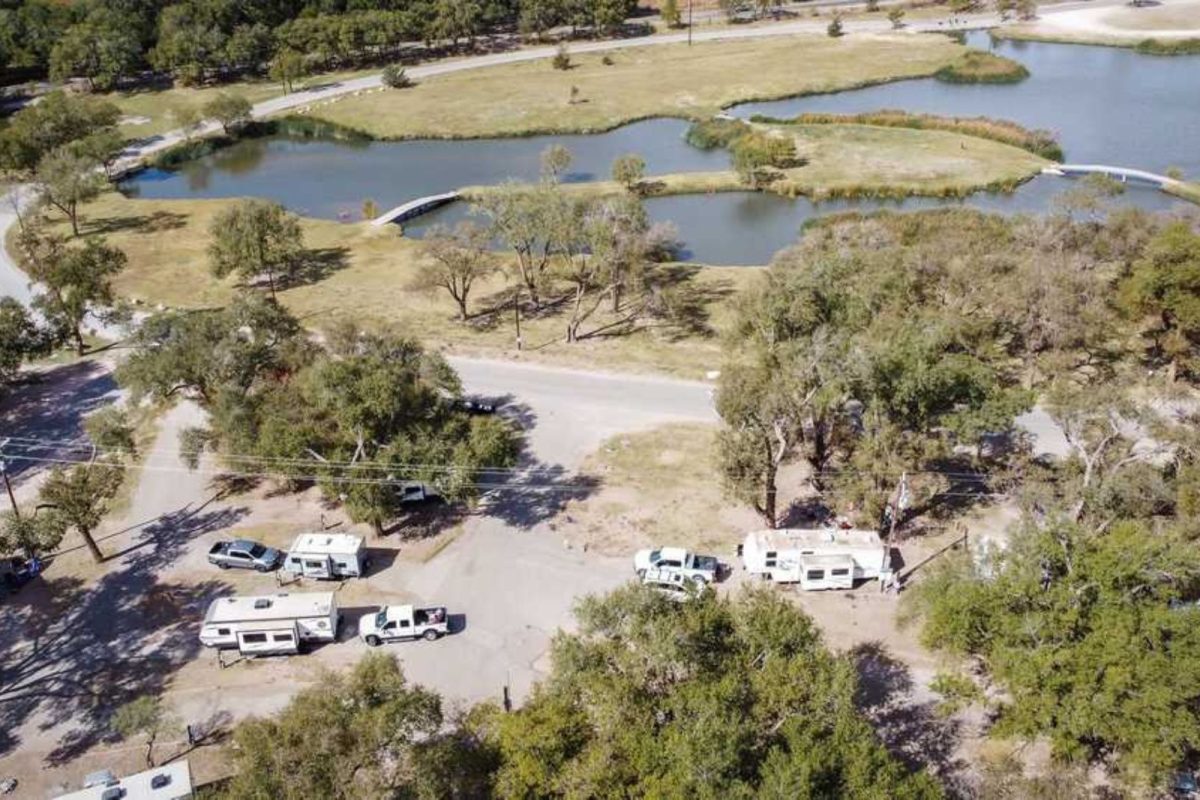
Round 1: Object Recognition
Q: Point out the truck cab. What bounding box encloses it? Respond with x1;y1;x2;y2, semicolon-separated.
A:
633;546;719;584
359;605;448;646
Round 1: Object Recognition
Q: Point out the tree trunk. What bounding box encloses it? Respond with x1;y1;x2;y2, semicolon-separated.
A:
79;525;103;563
763;461;777;528
146;733;156;768
456;296;469;321
266;268;277;302
73;324;86;356
68;207;80;237
372;518;384;538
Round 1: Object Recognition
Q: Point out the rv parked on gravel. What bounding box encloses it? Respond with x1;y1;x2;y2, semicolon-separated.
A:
199;592;340;656
283;533;368;579
740;528;890;591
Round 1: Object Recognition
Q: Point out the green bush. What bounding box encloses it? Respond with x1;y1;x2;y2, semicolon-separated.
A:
935;51;1029;84
552;43;571;70
1135;37;1200;55
684;117;747;149
381;64;414;89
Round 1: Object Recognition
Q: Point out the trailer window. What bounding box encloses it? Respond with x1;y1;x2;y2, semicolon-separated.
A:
242;633;268;644
305;560;324;569
805;570;825;581
336;561;348;569
765;559;777;568
273;633;294;643
217;628;230;636
832;568;850;577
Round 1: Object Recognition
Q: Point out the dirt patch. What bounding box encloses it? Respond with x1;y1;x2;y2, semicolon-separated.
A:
559;422;759;556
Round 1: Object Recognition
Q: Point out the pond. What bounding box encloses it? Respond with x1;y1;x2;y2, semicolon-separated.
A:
121;32;1200;265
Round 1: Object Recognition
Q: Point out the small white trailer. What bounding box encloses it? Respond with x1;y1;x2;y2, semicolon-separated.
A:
283;533;367;579
740;528;890;591
199;592;340;655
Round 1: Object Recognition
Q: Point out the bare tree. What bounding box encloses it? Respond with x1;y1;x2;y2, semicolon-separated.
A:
413;221;496;321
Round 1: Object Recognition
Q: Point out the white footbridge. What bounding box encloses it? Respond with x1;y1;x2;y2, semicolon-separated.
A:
1042;164;1180;189
371;191;460;226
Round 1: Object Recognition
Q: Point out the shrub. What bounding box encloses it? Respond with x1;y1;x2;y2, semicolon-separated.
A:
888;7;905;27
601;54;615;65
552;43;571;70
866;0;880;10
1135;37;1200;55
934;51;1030;84
685;117;747;149
827;14;844;37
381;65;413;89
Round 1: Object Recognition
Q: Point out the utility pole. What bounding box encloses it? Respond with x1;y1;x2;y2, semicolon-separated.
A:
688;0;694;45
0;439;18;518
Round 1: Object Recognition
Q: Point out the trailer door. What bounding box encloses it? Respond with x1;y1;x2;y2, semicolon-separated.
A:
302;556;331;579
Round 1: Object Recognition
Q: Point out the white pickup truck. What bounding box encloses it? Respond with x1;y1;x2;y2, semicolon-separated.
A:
633;547;720;584
359;605;448;646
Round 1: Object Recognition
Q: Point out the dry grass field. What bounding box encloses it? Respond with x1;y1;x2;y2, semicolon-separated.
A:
299;34;964;139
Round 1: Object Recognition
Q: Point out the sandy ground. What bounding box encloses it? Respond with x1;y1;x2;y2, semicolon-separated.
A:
1010;0;1200;41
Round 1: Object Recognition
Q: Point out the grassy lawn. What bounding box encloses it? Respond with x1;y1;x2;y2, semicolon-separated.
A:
113;69;377;139
58;192;751;378
566;423;759;556
297;33;964;139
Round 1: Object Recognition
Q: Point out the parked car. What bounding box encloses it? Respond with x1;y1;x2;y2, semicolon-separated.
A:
0;556;40;595
397;482;439;505
207;540;282;572
642;568;708;601
359;604;449;646
633;547;719;584
455;397;499;415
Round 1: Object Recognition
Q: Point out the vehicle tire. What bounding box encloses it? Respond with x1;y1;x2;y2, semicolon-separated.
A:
217;562;229;570
365;635;381;647
423;629;440;642
255;564;268;573
636;569;646;579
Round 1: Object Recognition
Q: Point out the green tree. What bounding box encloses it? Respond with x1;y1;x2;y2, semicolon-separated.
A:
414;221;497;321
208;199;304;301
214;653;449;799
474;182;558;306
906;517;1200;780
169;106;203;141
25;235;125;355
0;92;120;176
269;48;306;94
71;128;126;179
490;586;943;798
117;294;306;404
0;511;67;560
0;297;46;391
112;696;176;768
1119;221;1200;382
540;143;572;182
610;152;646;192
39;463;123;563
49;9;141;92
34;148;105;237
202;92;253;136
661;0;683;27
519;0;565;37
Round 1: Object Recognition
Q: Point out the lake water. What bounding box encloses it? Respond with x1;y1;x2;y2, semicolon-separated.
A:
121;32;1200;265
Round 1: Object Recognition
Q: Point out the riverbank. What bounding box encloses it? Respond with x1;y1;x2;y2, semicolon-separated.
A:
291;34;967;140
29;192;751;378
994;0;1200;48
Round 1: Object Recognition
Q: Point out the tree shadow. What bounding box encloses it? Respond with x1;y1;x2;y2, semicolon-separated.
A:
0;360;120;485
111;501;251;572
82;210;188;237
293;246;351;286
776;496;834;528
0;560;233;765
848;641;965;779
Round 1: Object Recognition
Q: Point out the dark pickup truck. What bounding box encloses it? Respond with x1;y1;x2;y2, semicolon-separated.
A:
207;540;281;572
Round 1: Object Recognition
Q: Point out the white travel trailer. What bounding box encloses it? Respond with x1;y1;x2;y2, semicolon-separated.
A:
199;592;339;655
283;533;368;579
740;528;890;591
55;760;193;799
